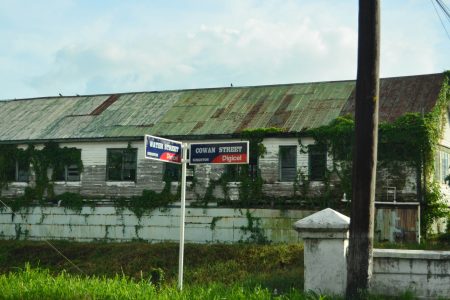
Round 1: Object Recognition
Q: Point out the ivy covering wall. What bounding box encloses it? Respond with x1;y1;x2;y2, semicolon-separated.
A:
0;142;83;210
308;71;450;235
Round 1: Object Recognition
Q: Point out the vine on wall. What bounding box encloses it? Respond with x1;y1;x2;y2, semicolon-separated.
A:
238;128;283;205
114;178;177;219
239;209;270;244
1;73;449;233
196;127;284;207
31;142;83;200
0;145;30;192
0;142;83;210
307;71;450;235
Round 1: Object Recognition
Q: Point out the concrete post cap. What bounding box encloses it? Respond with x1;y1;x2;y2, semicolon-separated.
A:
293;208;350;233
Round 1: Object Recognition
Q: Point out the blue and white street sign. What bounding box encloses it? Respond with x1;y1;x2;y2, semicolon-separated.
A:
189;141;249;165
145;135;182;164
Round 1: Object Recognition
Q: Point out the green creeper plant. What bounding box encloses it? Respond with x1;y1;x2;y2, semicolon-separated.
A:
307;71;450;236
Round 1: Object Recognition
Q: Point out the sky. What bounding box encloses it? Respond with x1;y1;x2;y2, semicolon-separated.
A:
0;0;449;100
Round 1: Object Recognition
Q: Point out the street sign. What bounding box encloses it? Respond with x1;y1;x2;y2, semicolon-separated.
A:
189;141;249;164
145;135;182;164
144;136;250;291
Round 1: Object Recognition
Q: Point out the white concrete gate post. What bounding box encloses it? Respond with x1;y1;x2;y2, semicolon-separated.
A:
293;208;350;296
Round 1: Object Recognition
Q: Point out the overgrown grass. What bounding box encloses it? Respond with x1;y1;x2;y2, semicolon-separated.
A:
0;265;300;300
0;241;443;299
0;265;420;300
0;241;304;293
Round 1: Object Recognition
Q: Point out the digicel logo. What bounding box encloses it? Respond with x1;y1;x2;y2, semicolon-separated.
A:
212;154;247;163
161;152;181;162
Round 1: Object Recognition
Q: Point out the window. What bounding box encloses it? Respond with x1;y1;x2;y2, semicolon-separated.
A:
225;165;241;181
248;149;259;180
186;165;194;182
279;146;297;182
53;149;82;182
54;164;81;182
6;158;30;182
441;150;450;183
224;157;258;182
164;163;181;181
163;163;195;182
107;148;137;181
308;144;327;181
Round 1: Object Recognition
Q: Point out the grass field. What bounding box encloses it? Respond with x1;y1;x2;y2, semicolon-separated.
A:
0;240;437;299
0;265;310;300
0;241;304;293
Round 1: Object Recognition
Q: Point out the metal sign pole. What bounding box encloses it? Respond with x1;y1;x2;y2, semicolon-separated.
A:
178;143;188;290
145;137;248;290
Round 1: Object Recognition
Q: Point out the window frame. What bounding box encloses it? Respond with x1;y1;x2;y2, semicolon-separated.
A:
279;145;297;182
308;144;327;181
163;163;195;182
106;148;138;182
6;158;30;183
223;158;259;182
54;164;81;182
438;147;450;183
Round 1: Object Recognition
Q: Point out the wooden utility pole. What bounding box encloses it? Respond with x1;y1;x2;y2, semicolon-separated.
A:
346;0;380;298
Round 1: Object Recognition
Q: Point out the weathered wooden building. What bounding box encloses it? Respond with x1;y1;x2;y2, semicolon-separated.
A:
0;72;449;243
1;73;449;200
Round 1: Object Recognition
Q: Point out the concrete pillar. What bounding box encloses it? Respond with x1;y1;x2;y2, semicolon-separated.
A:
293;208;350;296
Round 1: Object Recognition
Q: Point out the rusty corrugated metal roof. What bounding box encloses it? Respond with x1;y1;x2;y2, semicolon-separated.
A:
0;73;447;143
340;73;446;122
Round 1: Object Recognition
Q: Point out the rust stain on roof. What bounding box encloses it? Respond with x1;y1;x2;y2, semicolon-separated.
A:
236;101;265;132
211;108;226;118
90;94;120;115
191;121;205;132
340;73;445;122
268;94;294;128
